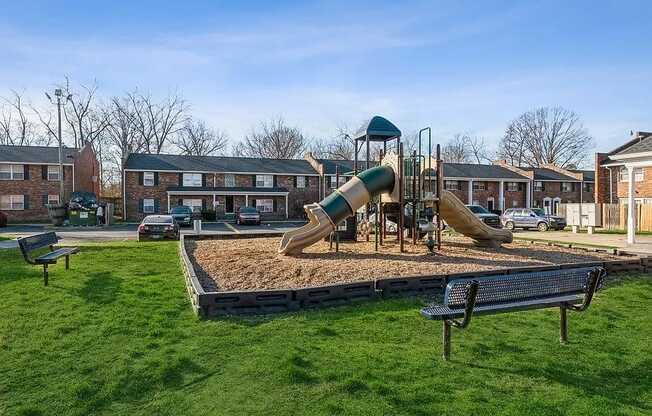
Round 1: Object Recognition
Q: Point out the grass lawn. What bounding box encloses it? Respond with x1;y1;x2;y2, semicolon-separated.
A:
0;242;650;416
0;235;12;241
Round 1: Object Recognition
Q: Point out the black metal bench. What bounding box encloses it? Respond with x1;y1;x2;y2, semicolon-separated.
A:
17;232;79;286
421;267;606;360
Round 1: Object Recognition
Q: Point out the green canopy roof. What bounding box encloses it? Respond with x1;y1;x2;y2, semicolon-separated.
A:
353;116;402;141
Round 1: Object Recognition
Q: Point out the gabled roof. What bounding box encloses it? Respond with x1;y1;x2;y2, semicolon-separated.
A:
570;169;595;182
166;186;289;193
124;153;318;175
0;145;79;164
613;133;652;155
443;163;528;180
316;159;376;175
520;167;578;181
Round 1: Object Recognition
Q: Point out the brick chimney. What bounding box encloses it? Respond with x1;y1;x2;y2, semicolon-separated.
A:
304;152;324;175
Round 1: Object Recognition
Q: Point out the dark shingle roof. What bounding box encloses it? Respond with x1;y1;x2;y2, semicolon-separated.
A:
614;133;652;155
519;167;577;181
317;159;376;175
570;169;595;182
0;145;78;164
442;163;528;180
124;153;318;174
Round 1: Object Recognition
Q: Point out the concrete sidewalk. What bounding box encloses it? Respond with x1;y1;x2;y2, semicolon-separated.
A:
514;230;652;255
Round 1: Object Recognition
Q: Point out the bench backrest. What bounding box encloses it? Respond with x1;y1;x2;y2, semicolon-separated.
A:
444;267;598;308
18;232;59;256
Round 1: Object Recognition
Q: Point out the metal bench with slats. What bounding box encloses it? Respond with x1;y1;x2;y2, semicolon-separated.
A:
17;232;79;286
421;267;606;360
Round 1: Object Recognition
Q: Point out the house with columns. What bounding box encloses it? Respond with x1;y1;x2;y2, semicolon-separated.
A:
595;130;652;243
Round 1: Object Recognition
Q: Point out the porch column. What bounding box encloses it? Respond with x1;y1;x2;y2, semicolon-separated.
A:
167;194;170;213
627;166;636;244
245;195;248;206
213;194;216;209
285;195;289;219
499;181;504;211
468;180;473;204
526;181;531;208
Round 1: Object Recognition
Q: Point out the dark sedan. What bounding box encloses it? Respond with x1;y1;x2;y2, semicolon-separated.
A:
466;204;503;229
169;205;193;226
236;207;261;225
137;215;180;241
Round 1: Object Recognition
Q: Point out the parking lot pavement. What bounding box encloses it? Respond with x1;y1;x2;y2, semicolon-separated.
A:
0;221;306;245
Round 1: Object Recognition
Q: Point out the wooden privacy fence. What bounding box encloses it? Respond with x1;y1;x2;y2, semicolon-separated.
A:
560;203;652;232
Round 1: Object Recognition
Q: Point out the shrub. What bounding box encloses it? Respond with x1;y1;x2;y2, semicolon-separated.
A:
202;209;216;221
0;211;6;228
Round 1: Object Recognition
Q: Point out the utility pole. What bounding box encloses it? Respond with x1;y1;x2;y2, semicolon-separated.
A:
45;89;71;203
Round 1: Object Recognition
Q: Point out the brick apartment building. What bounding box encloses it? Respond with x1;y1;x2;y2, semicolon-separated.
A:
0;144;100;222
122;152;594;221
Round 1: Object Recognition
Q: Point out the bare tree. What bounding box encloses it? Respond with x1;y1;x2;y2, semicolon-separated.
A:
467;136;493;164
235;118;307;159
103;96;145;164
129;91;188;154
441;133;472;163
497;106;594;168
0;90;37;145
172;119;228;156
59;77;109;148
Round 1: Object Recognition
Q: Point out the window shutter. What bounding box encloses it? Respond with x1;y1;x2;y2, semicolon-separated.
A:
23;165;29;180
518;183;524;191
202;199;206;211
42;165;47;180
293;176;297;187
23;195;29;209
138;199;143;213
273;175;277;187
42;195;48;207
306;176;310;187
154;172;159;186
202;174;206;187
177;198;183;206
138;172;144;185
541;182;545;191
252;175;257;187
178;173;183;186
154;199;160;213
273;199;277;212
251;198;256;208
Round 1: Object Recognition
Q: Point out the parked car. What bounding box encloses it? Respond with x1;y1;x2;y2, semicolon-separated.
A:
137;215;180;241
501;208;566;232
466;205;502;229
236;206;261;225
169;205;193;226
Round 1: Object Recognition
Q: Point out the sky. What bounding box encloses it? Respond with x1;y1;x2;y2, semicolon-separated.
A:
1;0;651;157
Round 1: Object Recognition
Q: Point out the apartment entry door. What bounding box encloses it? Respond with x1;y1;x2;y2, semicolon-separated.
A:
225;196;234;213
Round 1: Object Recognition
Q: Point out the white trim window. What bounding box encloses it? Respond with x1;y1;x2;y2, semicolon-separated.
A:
183;173;202;187
0;195;25;210
620;167;644;182
183;199;203;213
472;182;485;191
224;174;235;187
534;181;543;192
561;182;573;192
0;164;24;180
143;171;155;186
256;175;273;188
47;194;60;205
296;176;306;188
47;165;60;181
506;182;519;192
444;180;459;191
256;198;274;213
143;198;155;213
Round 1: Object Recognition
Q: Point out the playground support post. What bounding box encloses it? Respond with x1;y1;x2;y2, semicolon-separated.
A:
436;143;442;251
412;150;417;245
399;143;405;253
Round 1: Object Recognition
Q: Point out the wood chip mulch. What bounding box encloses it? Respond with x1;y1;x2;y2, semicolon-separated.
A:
186;236;621;291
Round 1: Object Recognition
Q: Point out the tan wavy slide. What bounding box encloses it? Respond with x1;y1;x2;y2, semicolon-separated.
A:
439;190;513;248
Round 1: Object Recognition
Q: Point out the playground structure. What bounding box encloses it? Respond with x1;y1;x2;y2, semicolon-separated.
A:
278;116;512;255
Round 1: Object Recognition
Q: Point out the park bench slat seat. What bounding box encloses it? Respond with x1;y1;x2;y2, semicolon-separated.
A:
421;267;606;360
17;232;79;286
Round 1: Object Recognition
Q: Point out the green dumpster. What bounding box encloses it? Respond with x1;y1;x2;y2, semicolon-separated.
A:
69;209;81;226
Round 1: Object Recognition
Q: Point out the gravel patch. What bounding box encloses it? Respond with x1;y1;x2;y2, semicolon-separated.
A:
186;236;621;291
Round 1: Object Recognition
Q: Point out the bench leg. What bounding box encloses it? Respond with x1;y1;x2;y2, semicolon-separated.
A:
43;264;48;286
65;255;69;270
560;305;568;344
442;321;451;360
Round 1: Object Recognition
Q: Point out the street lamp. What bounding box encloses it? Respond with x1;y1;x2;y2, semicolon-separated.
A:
45;88;72;202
